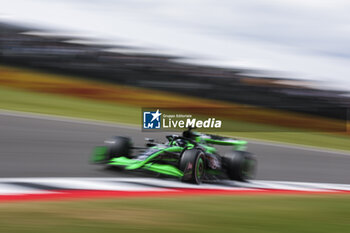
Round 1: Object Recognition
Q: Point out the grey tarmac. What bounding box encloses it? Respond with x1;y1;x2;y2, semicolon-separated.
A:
0;111;349;184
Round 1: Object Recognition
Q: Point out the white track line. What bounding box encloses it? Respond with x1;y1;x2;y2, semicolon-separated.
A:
0;183;52;195
0;109;138;130
0;178;348;194
32;179;168;191
270;181;350;191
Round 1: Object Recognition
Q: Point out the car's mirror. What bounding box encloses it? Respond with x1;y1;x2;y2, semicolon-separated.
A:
145;137;154;142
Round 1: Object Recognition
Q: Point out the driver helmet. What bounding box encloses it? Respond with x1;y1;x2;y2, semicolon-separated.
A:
175;139;187;147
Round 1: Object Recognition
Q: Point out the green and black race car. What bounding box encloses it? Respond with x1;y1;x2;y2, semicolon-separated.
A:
91;128;256;184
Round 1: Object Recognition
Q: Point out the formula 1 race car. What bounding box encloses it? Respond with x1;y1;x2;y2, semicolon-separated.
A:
91;128;256;184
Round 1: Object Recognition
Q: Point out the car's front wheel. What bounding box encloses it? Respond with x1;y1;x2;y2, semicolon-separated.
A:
105;136;132;160
180;149;206;184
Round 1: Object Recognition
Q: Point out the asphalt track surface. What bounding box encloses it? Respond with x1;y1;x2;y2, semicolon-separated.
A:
0;112;350;184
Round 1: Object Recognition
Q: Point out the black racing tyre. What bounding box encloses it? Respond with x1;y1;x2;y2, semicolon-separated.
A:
105;136;132;160
180;149;206;184
222;151;256;182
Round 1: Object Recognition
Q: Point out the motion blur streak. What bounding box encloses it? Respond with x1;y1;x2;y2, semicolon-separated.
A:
2;0;350;91
1;1;350;232
1;23;349;124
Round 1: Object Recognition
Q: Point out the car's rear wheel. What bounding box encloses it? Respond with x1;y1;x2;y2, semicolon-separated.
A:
222;151;256;182
105;136;132;160
180;149;206;184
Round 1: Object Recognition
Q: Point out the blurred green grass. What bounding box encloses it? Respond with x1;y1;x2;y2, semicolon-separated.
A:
0;195;350;233
0;86;140;125
0;86;349;151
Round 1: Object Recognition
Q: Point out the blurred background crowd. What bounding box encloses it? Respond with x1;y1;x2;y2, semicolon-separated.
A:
1;22;349;121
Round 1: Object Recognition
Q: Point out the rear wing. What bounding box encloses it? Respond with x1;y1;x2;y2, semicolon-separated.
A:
196;133;247;150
